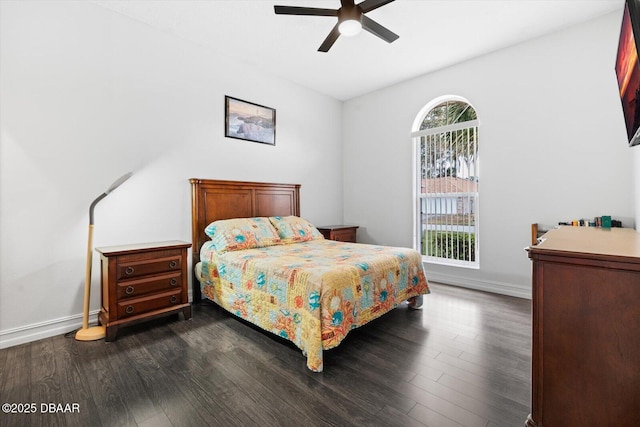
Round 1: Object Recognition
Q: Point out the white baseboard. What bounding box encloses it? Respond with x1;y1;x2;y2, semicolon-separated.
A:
0;289;194;349
427;271;531;299
0;310;99;349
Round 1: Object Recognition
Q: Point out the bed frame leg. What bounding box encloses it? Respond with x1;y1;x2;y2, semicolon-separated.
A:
408;295;424;309
192;276;202;304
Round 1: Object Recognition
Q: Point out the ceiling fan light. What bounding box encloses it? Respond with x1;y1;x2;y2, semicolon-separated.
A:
339;19;362;36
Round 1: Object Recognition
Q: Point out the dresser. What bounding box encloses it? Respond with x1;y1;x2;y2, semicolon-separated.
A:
526;227;640;426
317;225;358;243
97;240;192;341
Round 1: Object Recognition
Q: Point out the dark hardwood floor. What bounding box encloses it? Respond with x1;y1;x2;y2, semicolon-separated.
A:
0;283;531;427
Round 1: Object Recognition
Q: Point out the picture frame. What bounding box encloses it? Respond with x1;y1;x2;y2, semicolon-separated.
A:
225;96;276;145
615;0;640;146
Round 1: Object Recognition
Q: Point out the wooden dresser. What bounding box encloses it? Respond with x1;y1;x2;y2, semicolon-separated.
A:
97;240;192;341
317;225;358;243
526;227;640;426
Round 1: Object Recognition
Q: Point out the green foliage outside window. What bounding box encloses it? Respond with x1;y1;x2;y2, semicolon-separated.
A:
423;230;476;262
420;100;477;130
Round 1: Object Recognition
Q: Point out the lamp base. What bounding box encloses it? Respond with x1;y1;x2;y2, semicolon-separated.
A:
75;325;106;341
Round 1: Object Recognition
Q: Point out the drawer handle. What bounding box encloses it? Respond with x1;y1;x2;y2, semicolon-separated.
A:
125;286;135;295
169;278;178;286
170;296;178;304
125;266;135;275
125;305;134;314
169;260;178;269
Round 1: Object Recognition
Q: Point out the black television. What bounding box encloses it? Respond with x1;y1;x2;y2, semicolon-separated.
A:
616;0;640;147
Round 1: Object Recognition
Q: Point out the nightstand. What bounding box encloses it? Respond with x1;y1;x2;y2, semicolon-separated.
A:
96;240;192;341
317;225;358;243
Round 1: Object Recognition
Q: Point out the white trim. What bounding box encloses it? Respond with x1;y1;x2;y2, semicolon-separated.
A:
420;191;478;198
411;119;480;138
426;270;531;299
412;136;421;251
0;310;99;349
0;288;195;348
411;94;473;132
425;256;479;269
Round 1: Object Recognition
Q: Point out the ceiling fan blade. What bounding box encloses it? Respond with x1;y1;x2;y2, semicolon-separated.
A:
318;24;341;52
274;6;338;17
358;0;396;14
361;15;399;43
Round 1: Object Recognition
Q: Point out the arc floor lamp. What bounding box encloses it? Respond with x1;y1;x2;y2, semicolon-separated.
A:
75;172;133;341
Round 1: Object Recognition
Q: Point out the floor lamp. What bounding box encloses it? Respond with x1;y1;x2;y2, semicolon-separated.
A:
75;172;133;341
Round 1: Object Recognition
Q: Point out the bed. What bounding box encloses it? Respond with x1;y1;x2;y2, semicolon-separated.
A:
190;179;430;371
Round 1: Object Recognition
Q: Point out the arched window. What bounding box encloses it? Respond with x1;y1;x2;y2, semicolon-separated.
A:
412;96;479;268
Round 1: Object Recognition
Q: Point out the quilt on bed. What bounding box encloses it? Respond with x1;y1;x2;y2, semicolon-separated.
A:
197;239;429;371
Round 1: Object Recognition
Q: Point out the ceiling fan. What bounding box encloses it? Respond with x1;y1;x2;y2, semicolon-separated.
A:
274;0;399;52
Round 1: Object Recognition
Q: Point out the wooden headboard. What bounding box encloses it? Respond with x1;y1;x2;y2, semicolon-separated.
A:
189;178;301;301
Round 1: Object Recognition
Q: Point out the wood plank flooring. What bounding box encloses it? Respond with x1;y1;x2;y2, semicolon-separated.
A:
0;283;532;427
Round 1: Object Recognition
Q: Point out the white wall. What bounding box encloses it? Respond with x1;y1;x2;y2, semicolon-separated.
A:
343;11;635;298
0;1;343;347
3;2;638;349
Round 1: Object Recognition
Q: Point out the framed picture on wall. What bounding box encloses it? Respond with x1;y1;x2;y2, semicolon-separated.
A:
615;0;640;146
225;96;276;145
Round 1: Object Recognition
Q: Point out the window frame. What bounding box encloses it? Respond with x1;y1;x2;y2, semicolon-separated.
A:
412;97;479;268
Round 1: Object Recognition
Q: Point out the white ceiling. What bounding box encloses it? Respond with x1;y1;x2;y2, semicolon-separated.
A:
91;0;623;101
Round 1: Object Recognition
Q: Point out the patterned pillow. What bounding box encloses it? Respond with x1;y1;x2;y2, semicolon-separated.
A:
269;216;324;244
204;217;281;253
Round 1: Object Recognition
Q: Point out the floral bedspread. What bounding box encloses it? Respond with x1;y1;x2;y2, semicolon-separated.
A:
197;239;429;371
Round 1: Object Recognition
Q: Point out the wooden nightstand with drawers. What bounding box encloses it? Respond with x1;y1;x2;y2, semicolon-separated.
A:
317;225;359;243
97;240;192;341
